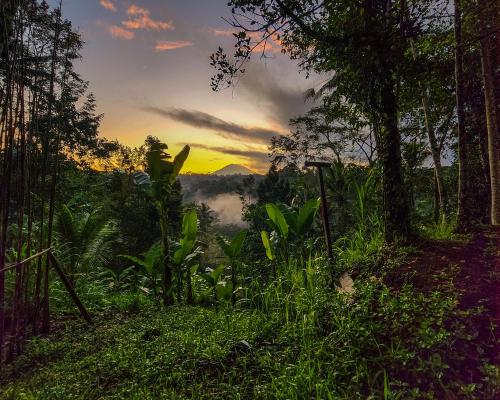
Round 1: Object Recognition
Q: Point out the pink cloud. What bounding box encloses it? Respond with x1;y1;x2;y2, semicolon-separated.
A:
100;0;117;12
211;29;236;37
123;4;174;31
108;25;135;40
210;28;282;53
155;40;193;52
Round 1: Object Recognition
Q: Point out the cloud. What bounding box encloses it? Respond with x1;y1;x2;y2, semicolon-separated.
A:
188;143;269;165
100;0;117;12
123;4;174;31
203;194;246;226
145;107;281;144
155;40;193;52
210;28;282;53
239;62;313;128
107;25;135;40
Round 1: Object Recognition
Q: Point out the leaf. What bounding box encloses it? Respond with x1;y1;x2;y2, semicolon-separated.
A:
216;235;233;258
146;145;172;182
171;145;190;181
278;204;298;234
230;229;247;258
119;254;152;274
173;244;186;266
216;281;233;300
182;210;198;241
189;264;199;275
211;264;226;282
297;198;320;235
265;203;289;238
132;171;151;187
260;231;275;261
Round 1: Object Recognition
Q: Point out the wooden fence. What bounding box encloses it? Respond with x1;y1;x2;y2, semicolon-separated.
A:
0;249;91;366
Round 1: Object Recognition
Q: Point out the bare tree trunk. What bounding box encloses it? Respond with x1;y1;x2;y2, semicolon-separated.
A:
408;36;448;222
478;0;500;225
455;0;474;231
379;76;411;242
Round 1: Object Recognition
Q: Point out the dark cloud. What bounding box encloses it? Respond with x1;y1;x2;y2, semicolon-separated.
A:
145;107;281;144
187;143;269;164
238;62;316;128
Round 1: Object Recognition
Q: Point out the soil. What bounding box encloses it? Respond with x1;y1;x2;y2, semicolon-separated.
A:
401;227;500;396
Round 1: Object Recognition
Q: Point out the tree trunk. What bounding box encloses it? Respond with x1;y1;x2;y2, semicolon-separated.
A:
409;40;448;221
160;206;174;306
455;0;474;231
378;77;411;242
478;0;500;225
422;94;448;221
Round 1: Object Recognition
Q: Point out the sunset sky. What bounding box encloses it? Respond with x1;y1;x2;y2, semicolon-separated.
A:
49;0;320;173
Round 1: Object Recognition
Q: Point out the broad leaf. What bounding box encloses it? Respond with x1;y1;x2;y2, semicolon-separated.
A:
173;240;194;265
146;144;172;182
216;235;233;258
119;254;153;274
260;231;275;261
230;229;247;258
265;203;289;238
182;210;198;241
297;198;320;235
211;264;226;282
171;145;190;181
216;281;233;301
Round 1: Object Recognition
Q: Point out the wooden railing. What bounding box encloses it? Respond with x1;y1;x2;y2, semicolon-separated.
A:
0;249;91;366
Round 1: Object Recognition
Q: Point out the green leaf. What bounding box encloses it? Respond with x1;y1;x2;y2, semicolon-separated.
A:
211;264;226;283
260;231;275;261
175;238;199;265
189;264;199;275
216;281;233;301
182;210;198;241
297;198;320;235
171;145;190;181
146;144;172;182
265;203;289;238
230;229;247;258
278;204;298;234
119;254;152;274
216;235;233;258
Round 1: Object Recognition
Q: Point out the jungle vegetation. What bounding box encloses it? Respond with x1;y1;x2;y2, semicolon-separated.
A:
0;0;498;399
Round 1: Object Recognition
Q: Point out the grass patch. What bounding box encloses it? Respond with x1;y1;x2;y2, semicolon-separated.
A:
2;246;496;399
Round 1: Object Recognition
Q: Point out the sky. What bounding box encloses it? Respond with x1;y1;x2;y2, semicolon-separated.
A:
49;0;320;173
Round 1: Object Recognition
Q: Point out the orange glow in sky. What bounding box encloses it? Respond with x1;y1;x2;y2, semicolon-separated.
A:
55;0;316;174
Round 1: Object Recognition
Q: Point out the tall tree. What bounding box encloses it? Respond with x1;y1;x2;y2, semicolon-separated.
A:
454;0;474;231
477;0;500;225
211;1;451;241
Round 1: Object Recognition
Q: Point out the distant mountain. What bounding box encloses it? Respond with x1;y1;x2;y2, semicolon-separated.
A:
211;164;257;176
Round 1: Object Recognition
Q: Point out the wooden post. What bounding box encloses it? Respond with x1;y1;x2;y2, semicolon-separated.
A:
47;251;92;324
304;161;334;263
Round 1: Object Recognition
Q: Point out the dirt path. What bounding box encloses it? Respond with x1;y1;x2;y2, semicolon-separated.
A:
402;227;500;394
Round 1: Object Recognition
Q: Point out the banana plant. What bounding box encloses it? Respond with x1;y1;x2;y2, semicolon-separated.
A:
133;142;190;305
120;242;163;297
261;199;320;263
172;210;203;304
260;230;278;279
216;229;247;305
199;264;226;304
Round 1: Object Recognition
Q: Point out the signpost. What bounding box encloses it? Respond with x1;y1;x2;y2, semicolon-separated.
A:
304;161;333;263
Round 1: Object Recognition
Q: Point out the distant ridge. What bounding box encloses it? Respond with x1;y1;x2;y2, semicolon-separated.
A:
211;164;257;176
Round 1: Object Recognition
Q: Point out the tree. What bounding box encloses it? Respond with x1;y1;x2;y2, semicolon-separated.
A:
133;142;190;305
54;205;119;280
271;103;377;168
477;0;500;225
210;1;452;241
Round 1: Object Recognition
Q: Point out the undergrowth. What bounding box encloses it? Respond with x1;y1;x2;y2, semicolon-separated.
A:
1;242;496;399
